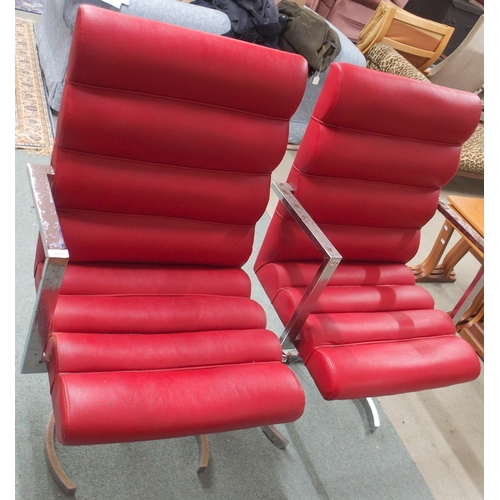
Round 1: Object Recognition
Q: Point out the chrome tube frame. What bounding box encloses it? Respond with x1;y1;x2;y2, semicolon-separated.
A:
272;182;342;347
21;164;69;374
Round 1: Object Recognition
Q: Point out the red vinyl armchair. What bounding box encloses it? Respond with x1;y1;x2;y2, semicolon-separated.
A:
254;62;482;430
22;5;308;495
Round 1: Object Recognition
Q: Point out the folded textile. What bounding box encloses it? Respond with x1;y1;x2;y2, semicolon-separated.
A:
278;0;341;74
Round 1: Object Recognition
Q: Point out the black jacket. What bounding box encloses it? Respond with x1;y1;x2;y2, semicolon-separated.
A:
194;0;285;46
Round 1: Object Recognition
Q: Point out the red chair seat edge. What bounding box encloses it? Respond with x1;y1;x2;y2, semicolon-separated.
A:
51;362;306;445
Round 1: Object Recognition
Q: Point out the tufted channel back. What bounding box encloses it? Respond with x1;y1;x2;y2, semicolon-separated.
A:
255;62;481;270
46;5;307;269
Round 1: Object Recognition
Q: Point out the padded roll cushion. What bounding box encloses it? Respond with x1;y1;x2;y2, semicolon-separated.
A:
52;295;267;334
46;329;283;378
255;261;416;303
65;7;305;121
300;308;454;344
56;263;253;297
312;63;481;145
304;336;481;400
296;309;456;361
52;362;305;445
273;284;435;319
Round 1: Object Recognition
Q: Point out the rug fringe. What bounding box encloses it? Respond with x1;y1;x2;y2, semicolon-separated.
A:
16;146;53;157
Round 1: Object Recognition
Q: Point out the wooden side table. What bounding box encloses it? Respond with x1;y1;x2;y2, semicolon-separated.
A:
411;195;484;359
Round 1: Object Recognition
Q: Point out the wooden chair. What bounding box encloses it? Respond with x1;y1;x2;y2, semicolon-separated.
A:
357;1;454;72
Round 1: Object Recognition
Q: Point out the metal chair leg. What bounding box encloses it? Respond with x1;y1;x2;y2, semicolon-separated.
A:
44;412;77;496
195;435;209;473
358;398;381;433
45;409;210;496
261;425;289;449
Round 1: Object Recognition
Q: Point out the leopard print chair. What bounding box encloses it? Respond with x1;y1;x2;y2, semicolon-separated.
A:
365;43;484;179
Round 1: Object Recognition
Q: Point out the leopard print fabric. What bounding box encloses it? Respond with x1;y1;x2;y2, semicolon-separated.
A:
459;122;484;176
365;43;484;178
365;43;430;83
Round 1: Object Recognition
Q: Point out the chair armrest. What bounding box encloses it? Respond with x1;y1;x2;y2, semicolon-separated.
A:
21;164;69;374
28;164;68;258
272;182;342;346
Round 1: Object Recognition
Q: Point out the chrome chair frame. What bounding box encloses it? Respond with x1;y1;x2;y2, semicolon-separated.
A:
272;181;380;432
21;167;295;495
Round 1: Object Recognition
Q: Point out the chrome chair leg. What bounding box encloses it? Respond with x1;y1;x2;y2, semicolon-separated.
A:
358;397;380;433
282;350;381;433
261;425;289;449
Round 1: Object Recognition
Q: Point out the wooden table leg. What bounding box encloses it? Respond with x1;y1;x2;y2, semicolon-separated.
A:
456;287;484;360
437;237;472;279
411;220;457;282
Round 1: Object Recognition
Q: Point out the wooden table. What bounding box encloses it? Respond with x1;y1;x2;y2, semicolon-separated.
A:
411;195;484;359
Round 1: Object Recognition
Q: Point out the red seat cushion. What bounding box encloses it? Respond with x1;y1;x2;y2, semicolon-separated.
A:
304;336;480;400
256;261;481;400
46;263;306;445
51;362;304;446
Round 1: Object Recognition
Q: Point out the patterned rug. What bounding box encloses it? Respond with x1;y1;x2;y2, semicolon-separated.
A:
15;0;44;15
15;18;53;155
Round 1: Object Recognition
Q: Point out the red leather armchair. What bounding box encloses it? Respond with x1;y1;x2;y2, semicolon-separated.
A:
254;63;481;429
22;4;308;494
305;0;409;42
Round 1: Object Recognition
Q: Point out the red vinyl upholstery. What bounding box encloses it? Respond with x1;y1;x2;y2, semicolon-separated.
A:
254;62;482;401
37;5;308;446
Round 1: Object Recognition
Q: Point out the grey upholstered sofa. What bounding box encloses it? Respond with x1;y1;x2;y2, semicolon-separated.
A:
35;0;366;144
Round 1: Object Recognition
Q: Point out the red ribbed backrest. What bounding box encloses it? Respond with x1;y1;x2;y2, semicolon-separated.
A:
49;5;308;267
255;62;481;269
